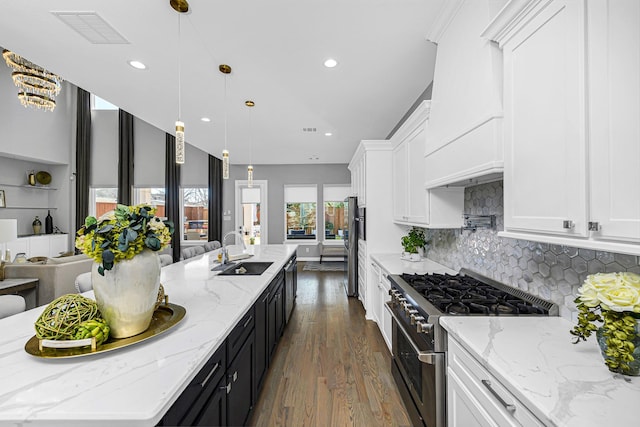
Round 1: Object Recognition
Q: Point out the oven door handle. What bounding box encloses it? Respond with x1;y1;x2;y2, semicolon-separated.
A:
385;303;443;366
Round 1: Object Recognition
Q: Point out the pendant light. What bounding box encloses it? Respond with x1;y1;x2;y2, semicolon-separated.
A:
220;64;232;179
171;0;189;164
246;100;255;188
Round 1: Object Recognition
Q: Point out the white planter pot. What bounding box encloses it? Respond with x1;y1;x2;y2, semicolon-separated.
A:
91;250;161;338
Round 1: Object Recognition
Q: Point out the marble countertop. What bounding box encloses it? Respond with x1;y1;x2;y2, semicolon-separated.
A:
369;252;457;276
0;244;297;427
440;316;640;427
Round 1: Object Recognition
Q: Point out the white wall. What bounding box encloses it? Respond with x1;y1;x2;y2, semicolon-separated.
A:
224;164;351;256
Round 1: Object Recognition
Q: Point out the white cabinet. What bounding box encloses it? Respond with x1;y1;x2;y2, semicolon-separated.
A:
349;140;405;318
587;0;640;245
392;101;465;228
496;0;589;238
486;0;640;255
358;239;367;314
447;337;543;427
6;234;70;259
370;258;392;352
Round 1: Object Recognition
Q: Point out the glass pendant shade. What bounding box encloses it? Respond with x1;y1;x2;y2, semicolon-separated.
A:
247;165;254;188
222;149;230;179
175;121;185;164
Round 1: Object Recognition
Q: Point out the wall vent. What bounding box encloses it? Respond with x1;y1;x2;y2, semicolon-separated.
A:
302;127;317;132
51;12;130;44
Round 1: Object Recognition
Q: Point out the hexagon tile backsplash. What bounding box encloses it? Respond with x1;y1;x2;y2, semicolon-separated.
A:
425;181;640;321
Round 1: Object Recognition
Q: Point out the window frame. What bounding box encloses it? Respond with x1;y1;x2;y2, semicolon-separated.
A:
322;184;350;245
88;187;118;218
284;184;318;243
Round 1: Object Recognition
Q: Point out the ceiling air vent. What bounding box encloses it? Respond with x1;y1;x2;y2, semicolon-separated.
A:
302;128;317;133
51;12;130;44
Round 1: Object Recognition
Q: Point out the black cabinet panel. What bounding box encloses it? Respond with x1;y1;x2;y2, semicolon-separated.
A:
161;343;226;426
254;286;270;395
227;330;255;427
227;307;254;367
193;377;226;426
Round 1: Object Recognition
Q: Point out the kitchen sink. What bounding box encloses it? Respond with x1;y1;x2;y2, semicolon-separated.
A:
216;261;274;276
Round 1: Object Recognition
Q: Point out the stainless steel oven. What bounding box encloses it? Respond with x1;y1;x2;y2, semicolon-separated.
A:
386;269;558;427
386;303;445;427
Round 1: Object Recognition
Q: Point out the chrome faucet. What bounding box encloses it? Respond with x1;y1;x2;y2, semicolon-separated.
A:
220;229;247;264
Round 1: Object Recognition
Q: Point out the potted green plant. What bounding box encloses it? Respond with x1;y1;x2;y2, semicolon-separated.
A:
401;227;428;261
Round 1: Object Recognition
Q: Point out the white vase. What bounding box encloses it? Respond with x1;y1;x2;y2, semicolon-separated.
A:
91;250;161;339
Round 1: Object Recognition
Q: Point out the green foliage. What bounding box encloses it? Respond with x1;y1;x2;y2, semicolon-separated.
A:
401;227;428;254
76;204;174;276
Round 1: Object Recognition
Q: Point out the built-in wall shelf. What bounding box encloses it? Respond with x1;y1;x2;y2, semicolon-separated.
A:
3;206;58;210
0;183;58;191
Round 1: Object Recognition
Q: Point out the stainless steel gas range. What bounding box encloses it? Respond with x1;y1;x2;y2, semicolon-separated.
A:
386;269;558;427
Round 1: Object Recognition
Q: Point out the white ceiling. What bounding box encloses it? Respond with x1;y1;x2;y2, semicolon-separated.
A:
0;0;443;165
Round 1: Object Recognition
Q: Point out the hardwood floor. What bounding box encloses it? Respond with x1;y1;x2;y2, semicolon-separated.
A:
249;264;412;427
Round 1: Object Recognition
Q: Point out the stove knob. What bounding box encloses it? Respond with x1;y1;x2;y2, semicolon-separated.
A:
406;308;418;317
416;320;433;334
410;314;424;325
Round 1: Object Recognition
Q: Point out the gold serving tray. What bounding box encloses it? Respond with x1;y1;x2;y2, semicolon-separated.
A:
25;303;186;359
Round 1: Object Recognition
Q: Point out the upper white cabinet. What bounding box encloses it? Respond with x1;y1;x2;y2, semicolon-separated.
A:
587;0;640;245
392;101;464;228
423;0;505;189
486;0;640;255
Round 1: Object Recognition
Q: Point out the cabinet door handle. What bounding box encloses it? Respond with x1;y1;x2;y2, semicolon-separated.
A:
481;379;516;413
233;370;238;382
200;362;220;388
562;220;574;229
223;382;232;394
588;221;600;231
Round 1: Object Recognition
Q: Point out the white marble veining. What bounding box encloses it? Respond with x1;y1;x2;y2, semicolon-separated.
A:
369;253;458;276
0;244;297;427
440;316;640;427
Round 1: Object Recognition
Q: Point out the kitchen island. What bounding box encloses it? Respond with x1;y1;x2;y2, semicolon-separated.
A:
0;244;297;427
441;316;640;426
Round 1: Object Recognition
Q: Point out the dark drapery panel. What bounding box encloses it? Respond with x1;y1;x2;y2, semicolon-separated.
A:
117;109;134;205
75;88;92;234
165;133;181;262
208;155;223;242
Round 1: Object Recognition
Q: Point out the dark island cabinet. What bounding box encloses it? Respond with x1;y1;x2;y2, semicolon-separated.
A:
159;258;295;427
159;343;226;426
254;286;270;393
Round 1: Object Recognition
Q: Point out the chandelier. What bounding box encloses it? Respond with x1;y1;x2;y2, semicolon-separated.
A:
2;50;63;112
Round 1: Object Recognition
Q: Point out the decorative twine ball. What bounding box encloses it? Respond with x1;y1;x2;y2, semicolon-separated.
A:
34;294;101;340
154;283;166;311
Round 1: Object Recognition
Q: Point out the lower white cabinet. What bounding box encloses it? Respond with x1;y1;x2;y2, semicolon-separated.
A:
447;337;543;427
6;234;69;259
358;239;367;314
368;258;392;352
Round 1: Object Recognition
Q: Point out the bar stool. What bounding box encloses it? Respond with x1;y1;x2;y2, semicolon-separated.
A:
0;295;26;319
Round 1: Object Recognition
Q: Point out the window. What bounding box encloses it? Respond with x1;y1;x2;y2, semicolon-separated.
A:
323;185;350;241
285;185;317;240
134;187;166;216
183;187;208;241
240;186;261;246
91;94;118;110
89;187;118;218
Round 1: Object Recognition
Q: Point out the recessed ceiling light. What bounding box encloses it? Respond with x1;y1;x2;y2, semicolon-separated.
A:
325;132;332;136
128;60;146;70
324;58;338;68
200;117;211;122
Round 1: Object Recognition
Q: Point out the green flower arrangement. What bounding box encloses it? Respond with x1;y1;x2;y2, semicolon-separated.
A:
401;227;429;254
570;272;640;374
76;204;174;276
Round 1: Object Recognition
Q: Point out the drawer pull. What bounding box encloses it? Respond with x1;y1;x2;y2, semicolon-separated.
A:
481;379;516;414
200;362;220;388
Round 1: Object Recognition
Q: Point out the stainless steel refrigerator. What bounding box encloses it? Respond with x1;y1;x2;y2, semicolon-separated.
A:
344;196;358;297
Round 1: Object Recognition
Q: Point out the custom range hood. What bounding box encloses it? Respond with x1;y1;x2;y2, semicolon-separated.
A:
423;0;506;189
